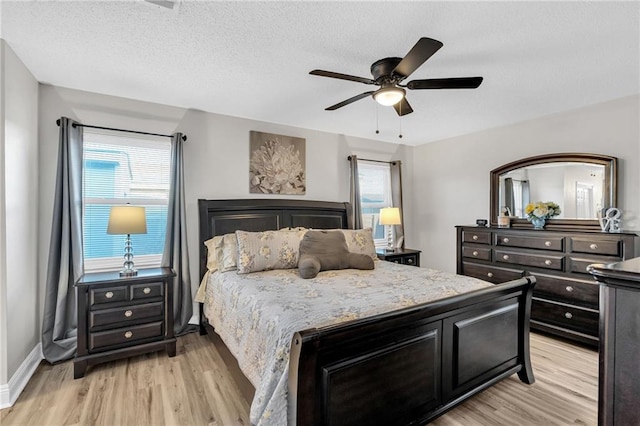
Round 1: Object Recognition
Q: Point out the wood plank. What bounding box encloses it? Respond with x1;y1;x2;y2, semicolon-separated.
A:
0;332;595;425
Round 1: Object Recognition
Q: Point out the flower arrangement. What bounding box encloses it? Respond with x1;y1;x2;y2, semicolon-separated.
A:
525;201;561;220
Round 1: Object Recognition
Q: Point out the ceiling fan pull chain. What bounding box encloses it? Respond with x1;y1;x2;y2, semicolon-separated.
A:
375;104;380;134
398;105;403;138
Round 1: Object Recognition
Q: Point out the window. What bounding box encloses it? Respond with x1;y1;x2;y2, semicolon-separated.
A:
358;160;393;248
82;129;171;272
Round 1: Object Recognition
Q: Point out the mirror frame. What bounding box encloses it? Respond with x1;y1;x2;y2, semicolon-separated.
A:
490;153;617;230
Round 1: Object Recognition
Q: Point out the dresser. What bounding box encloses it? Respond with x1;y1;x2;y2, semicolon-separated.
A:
74;267;177;378
376;248;421;266
456;226;636;346
588;258;640;426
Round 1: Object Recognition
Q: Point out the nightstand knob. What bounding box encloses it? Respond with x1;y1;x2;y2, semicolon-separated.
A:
407;258;414;264
472;251;479;256
564;312;573;319
545;241;552;247
143;287;151;294
487;272;494;278
502;254;510;260
590;243;598;250
105;291;114;299
566;286;574;293
472;235;478;240
544;260;552;266
124;310;133;317
124;331;133;339
503;238;509;243
394;260;400;263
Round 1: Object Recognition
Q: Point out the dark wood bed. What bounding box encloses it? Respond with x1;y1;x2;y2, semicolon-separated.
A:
198;198;536;425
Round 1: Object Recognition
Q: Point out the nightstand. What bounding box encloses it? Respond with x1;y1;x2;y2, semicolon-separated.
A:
74;267;177;379
376;248;421;267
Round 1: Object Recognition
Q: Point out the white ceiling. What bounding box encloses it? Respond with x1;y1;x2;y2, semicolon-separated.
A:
2;1;639;146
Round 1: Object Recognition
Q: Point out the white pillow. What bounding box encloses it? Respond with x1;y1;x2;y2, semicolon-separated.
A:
236;229;306;274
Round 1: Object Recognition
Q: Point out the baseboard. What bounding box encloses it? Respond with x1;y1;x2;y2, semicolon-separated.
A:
0;343;43;409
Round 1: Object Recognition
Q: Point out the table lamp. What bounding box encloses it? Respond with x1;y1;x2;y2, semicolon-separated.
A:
379;207;401;251
107;205;147;276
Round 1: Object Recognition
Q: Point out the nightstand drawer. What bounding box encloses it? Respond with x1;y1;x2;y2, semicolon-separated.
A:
401;254;419;266
131;282;164;300
90;286;128;305
89;321;163;351
90;302;164;328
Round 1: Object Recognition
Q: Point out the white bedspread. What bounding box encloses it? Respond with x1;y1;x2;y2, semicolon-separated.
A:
199;261;492;425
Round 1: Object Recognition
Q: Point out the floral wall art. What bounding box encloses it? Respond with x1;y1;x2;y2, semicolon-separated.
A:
249;131;306;195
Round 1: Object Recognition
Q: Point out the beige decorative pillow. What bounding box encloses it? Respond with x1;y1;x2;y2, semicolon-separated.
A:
341;228;378;261
236;229;305;274
204;236;222;272
216;233;238;272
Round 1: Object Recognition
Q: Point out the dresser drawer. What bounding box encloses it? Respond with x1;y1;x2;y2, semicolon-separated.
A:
532;274;598;308
495;234;563;251
90;302;163;328
90;286;128;305
89;321;164;351
495;249;563;271
463;230;491;245
531;298;598;336
462;262;523;284
569;237;621;256
462;246;491;261
131;282;164;300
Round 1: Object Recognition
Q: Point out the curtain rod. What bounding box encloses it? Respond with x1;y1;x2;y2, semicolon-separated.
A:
55;119;187;141
347;156;397;165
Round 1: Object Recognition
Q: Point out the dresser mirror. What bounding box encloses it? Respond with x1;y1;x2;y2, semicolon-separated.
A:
490;153;617;229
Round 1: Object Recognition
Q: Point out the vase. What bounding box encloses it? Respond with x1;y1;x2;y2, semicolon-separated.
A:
531;216;546;230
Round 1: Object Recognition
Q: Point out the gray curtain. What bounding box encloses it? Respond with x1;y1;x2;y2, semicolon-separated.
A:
348;155;363;229
504;177;515;215
162;133;194;335
390;161;405;248
42;117;84;363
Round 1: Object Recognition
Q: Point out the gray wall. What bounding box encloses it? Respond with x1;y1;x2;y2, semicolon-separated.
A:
0;40;39;383
412;95;640;273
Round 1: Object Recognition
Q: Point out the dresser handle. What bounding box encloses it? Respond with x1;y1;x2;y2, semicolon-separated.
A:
105;291;114;299
124;310;133;317
124;331;133;339
590;243;598;250
545;241;552;247
564;312;573;319
472;235;478;241
143;287;151;294
472;251;479;256
544;260;552;266
487;272;494;278
566;286;574;293
503;238;510;243
502;254;510;260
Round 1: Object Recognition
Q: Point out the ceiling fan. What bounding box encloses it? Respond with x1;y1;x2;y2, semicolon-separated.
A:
310;37;483;116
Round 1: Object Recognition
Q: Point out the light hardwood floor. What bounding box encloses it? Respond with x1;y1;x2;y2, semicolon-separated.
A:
1;331;597;425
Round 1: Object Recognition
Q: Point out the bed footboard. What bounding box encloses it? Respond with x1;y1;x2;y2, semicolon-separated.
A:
289;276;535;426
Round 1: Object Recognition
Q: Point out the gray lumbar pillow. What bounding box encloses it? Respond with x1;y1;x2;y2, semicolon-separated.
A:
298;230;374;279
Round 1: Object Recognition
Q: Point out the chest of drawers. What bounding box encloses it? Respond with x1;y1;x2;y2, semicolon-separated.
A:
456;226;636;346
74;267;177;378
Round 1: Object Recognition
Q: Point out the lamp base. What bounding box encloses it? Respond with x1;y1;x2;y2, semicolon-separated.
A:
119;268;138;277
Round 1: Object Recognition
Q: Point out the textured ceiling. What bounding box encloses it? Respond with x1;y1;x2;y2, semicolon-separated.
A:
2;1;639;146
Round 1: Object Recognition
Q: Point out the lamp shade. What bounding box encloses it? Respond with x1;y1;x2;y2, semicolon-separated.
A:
107;206;147;235
379;207;402;226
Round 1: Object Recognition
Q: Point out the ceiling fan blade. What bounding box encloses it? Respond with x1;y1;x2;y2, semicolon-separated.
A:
310;70;375;85
392;37;443;78
407;77;483;90
326;91;375;110
393;97;413;116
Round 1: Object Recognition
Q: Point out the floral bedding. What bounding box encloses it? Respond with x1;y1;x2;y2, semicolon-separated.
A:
198;261;492;425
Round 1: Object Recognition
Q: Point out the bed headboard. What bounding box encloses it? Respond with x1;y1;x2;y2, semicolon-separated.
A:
197;199;352;279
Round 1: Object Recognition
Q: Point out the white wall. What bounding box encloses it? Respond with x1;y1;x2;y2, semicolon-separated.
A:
0;40;39;383
38;86;412;324
412;95;640;273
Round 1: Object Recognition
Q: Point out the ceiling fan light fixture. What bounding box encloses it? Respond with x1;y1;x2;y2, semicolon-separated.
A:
373;87;405;106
